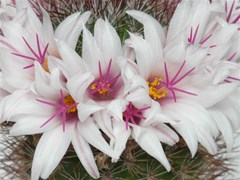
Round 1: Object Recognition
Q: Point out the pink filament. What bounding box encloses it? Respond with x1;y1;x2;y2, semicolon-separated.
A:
36;90;78;132
162;61;197;102
123;102;150;130
12;34;49;69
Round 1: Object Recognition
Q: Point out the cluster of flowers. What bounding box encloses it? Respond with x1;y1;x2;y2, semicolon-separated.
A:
0;0;239;179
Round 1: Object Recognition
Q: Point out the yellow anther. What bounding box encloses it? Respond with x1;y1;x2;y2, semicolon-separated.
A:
98;88;108;95
90;84;97;90
64;95;77;113
42;59;50;73
147;77;168;100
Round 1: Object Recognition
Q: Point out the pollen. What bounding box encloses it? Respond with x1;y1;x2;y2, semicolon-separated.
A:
64;95;77;113
42;59;49;72
147;77;168;100
90;82;110;95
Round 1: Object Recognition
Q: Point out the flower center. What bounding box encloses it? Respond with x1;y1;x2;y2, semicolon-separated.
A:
147;61;197;102
123;102;150;130
64;95;77;113
147;77;168;100
88;59;121;99
36;90;78;132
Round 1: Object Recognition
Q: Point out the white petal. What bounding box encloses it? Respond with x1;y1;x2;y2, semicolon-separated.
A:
34;62;65;99
209;108;233;151
167;0;191;43
0;90;52;122
72;123;100;179
82;27;103;76
172;121;198;157
193;83;237;108
31;124;72;180
10;115;61;136
55;11;91;48
57;40;87;77
151;124;179;146
79;119;116;158
67;71;94;102
132;127;171;171
94;19;122;62
126;10;164;58
111;120;131;162
126;87;151;108
77;102;104;122
125;32;157;79
40;6;57;55
196;128;217;155
106;99;125;121
94;110;115;139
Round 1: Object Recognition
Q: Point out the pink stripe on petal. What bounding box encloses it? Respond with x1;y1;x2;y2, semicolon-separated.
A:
226;0;235;22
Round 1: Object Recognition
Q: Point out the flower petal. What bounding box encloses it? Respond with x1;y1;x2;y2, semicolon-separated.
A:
55;11;91;49
31;124;72;180
82;26;103;76
78;119;117;158
10;115;61;136
126;10;164;58
94;18;122;62
72;123;100;179
125;32;157;79
132;126;171;171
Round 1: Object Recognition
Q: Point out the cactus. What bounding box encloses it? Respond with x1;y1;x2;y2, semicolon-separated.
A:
1;1;239;179
0;123;238;180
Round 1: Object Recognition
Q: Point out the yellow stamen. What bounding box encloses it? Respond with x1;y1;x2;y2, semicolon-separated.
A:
64;95;77;113
42;59;49;73
147;77;168;100
90;82;111;95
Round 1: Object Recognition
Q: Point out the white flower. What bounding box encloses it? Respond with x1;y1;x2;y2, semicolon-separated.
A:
0;5;90;92
0;62;120;179
125;0;239;157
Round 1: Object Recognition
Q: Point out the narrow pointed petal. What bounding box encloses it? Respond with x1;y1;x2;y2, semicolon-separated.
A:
77;102;104;122
125;32;157;79
55;11;91;49
72;123;100;179
172;121;198;157
111;120;131;162
132;127;171;171
94;19;122;62
82;27;104;76
10;115;61;136
209;109;233;152
31;125;71;180
78;120;117;158
40;6;57;55
126;10;164;59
